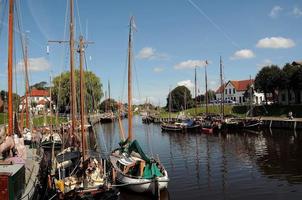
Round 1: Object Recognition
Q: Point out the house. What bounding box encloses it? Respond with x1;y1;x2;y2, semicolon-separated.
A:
215;79;264;104
19;89;51;112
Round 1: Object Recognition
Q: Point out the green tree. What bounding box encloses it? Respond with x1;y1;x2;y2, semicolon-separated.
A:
30;81;48;90
282;63;301;103
99;98;118;112
291;66;302;104
254;65;282;104
0;90;20;112
52;70;103;113
166;86;193;112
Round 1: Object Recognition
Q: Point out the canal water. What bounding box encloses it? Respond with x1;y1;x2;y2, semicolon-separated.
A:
95;116;302;200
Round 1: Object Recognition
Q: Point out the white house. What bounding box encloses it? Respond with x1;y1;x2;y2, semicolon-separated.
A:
215;79;264;104
19;89;51;112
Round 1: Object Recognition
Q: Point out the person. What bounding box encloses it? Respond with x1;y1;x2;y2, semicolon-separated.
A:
288;111;293;120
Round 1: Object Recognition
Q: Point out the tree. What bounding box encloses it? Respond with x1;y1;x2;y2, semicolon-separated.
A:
99;98;118;112
254;65;282;104
30;81;48;90
207;90;216;102
166;86;193;112
282;63;301;103
52;70;103;113
0;90;20;112
291;66;302;104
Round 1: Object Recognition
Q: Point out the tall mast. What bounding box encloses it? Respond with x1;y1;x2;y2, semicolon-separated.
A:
25;36;30;128
79;36;86;160
168;87;171;120
127;16;134;141
7;0;14;136
70;0;76;134
205;61;208;115
220;56;224;118
108;80;111;111
194;66;197;116
49;75;53;135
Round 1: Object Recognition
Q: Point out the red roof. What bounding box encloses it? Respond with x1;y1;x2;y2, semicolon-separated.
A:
216;79;254;93
30;89;49;97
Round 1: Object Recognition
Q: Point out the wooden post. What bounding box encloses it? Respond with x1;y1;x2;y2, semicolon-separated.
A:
79;35;86;160
127;17;134;141
220;56;224;118
7;0;14;135
205;61;208;115
70;0;76;135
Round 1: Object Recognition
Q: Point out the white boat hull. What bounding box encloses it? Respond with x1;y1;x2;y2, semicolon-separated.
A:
116;172;169;193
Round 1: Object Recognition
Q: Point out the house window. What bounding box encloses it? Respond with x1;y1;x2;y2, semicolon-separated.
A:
234;97;236;102
225;89;227;94
233;88;235;94
229;89;231;94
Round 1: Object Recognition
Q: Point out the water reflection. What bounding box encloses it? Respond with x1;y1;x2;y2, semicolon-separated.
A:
97;117;302;200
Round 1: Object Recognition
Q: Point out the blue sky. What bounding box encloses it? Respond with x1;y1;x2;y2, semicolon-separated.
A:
0;0;302;106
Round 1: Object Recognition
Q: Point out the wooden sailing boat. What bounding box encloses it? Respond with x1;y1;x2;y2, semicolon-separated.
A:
51;2;115;198
110;16;169;193
0;1;41;199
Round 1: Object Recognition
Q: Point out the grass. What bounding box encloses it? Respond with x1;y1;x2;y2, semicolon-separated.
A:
32;116;68;127
0;112;68;127
0;113;8;125
159;104;235;118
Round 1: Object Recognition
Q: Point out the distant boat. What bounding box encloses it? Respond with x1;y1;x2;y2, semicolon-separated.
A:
110;16;169;194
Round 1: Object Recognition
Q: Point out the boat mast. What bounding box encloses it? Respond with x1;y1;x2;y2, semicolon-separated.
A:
194;66;197;116
25;37;30;129
220;56;224;118
7;0;14;136
49;75;53;135
205;61;208;115
108;80;111;111
168;87;171;120
79;36;86;160
127;16;134;141
70;0;76;134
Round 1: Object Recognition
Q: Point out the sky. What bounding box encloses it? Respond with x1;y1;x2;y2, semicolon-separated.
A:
0;0;302;106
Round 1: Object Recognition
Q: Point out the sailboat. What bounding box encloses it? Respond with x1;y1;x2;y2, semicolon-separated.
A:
49;2;116;197
0;1;41;199
110;16;169;193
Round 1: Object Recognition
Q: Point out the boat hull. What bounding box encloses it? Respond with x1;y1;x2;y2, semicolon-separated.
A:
116;172;169;193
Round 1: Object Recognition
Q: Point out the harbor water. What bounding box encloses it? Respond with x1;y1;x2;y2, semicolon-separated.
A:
95;116;302;200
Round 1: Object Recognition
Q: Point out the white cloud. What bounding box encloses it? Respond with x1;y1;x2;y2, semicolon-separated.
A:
269;6;283;18
17;57;50;72
153;67;164;73
292;6;302;17
256;59;273;69
137;47;168;60
256;37;295;49
177;80;194;91
230;49;255;60
174;59;207;70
